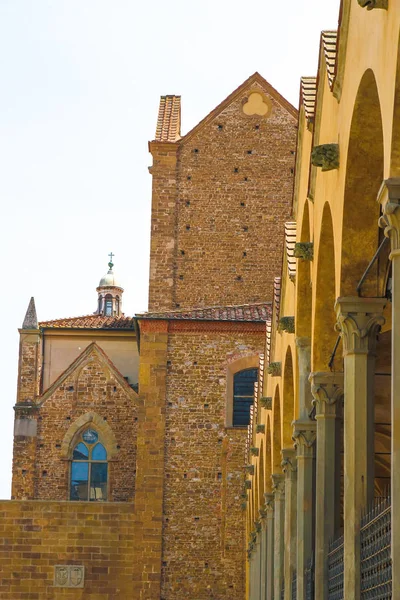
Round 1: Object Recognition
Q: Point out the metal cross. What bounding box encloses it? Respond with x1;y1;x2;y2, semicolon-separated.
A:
108;252;114;269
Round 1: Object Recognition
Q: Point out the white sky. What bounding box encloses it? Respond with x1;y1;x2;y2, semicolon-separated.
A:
0;0;341;499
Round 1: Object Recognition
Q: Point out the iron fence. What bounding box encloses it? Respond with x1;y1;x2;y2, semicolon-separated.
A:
327;532;344;600
305;553;314;600
360;496;392;599
291;570;297;600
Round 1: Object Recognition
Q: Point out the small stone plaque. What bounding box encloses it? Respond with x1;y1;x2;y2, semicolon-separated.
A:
54;565;85;588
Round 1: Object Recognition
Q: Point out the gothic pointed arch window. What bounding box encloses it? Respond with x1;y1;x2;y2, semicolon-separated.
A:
70;428;108;501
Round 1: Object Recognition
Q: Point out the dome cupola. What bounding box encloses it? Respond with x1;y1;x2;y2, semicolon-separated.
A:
96;253;124;317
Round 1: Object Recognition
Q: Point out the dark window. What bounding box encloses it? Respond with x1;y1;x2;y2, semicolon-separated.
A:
70;429;108;501
105;295;113;316
233;368;258;427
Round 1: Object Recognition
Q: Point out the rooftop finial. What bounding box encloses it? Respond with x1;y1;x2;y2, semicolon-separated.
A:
108;252;114;270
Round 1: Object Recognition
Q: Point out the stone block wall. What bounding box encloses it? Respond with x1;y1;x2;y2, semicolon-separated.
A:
0;500;136;599
160;322;265;599
149;77;297;311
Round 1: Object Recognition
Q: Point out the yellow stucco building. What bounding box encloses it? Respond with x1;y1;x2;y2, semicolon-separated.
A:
246;1;399;598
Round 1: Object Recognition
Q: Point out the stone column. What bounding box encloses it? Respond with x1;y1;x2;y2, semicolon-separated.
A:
259;507;268;600
310;372;343;600
264;493;275;600
378;178;400;598
281;448;297;600
293;419;316;600
335;297;385;599
272;474;285;600
296;337;313;417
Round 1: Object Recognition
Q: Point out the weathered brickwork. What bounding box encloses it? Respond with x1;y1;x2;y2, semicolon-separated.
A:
12;344;138;503
0;501;137;599
149;74;297;311
161;325;265;599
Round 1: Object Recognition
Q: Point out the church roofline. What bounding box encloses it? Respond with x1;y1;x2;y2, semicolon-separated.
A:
136;302;272;323
149;72;298;151
39;314;135;330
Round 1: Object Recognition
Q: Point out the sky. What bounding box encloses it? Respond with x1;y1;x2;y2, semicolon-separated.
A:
0;0;341;499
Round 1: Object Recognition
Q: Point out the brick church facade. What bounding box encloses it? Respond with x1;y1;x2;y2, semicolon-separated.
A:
1;73;297;598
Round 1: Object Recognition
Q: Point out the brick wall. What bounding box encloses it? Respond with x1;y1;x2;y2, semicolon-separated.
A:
149;77;297;311
161;324;265;599
12;348;138;503
0;500;136;599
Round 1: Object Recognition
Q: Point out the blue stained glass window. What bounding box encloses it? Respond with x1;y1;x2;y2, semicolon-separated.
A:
92;443;107;460
70;429;108;501
73;442;89;460
70;462;89;500
233;368;258;427
90;463;108;501
82;429;98;444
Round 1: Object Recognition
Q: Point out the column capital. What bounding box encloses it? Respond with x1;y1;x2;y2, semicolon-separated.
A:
281;447;297;474
310;371;344;417
271;473;285;496
264;492;274;512
378;177;400;254
335;296;386;355
295;336;311;349
293;419;316;457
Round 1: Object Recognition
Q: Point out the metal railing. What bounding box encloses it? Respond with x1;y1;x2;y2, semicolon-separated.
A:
327;532;344;600
305;553;314;600
360;496;392;599
292;570;297;600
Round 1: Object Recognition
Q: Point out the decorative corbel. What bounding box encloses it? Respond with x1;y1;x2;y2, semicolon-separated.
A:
250;447;260;457
311;143;339;171
279;316;295;334
357;0;387;9
294;242;314;260
268;362;282;377
260;396;272;409
256;424;265;434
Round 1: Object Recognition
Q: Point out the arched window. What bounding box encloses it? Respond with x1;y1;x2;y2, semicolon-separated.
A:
233;368;258;427
105;294;113;316
70;428;108;501
115;296;120;315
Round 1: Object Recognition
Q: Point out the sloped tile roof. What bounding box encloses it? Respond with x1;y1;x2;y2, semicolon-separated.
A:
39;314;135;330
321;31;338;90
155;95;181;142
137;303;271;322
285;221;297;282
273;277;281;327
300;77;317;122
266;320;272;364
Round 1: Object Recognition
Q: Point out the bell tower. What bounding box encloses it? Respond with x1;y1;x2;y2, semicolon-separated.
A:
95;253;124;317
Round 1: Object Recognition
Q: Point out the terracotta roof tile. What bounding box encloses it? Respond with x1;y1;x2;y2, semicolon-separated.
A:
321;31;338;90
273;277;281;327
155;95;181;142
285;221;297;282
137;303;271;323
300;77;317;122
39;314;135;330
